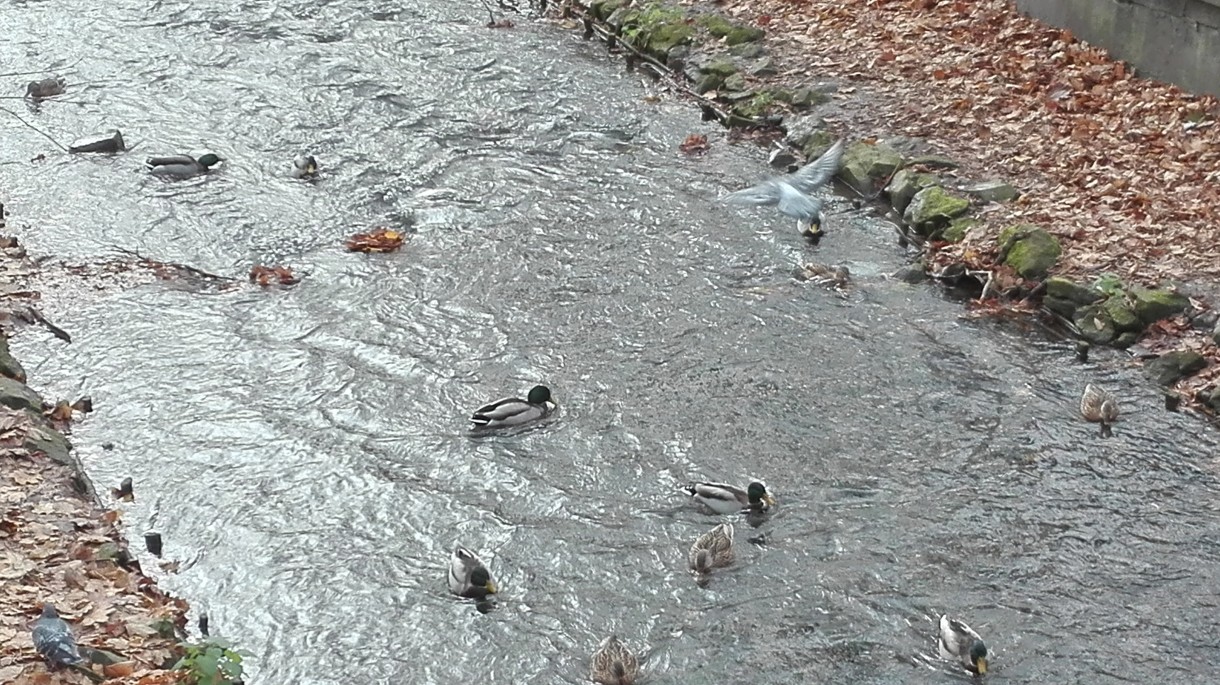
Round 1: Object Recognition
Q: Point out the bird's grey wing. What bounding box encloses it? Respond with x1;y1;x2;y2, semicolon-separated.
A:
721;179;782;207
146;155;196;167
33;619;81;665
786;138;845;194
775;183;821;221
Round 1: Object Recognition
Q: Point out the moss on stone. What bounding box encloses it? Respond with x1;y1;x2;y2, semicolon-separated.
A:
942;217;979;243
1045;276;1102;305
1074;304;1117;345
591;0;627;20
999;224;1061;280
839;141;905;194
698;14;765;44
733;91;775;119
885;168;940;214
1130;287;1189;325
1102;296;1141;332
902;186;970;237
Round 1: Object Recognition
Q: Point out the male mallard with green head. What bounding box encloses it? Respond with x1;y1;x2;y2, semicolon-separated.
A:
684;481;775;515
146;153;222;179
938;614;989;675
470;384;555;430
1080;384;1119;437
688;522;734;575
447;546;497;599
590;635;639;685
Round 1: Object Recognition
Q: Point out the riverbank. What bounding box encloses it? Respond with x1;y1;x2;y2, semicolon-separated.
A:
560;0;1220;417
0;211;190;683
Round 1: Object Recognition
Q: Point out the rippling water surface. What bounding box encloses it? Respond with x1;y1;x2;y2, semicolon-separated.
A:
4;1;1220;683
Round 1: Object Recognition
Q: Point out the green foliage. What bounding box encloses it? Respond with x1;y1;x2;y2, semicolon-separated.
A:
1093;272;1125;297
173;638;249;685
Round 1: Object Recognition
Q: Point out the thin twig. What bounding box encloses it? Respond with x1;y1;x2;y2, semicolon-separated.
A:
112;247;238;282
0;105;68;151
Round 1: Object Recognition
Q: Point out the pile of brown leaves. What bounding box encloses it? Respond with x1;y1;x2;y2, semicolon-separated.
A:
345;228;406;253
679;133;711;156
0;409;189;684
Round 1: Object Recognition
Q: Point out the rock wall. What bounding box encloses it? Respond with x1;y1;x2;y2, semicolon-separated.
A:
1013;0;1220;97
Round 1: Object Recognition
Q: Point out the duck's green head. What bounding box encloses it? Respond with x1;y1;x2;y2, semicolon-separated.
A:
197;153;221;168
969;641;988;674
747;481;776;507
527;385;552;405
470;567;496;595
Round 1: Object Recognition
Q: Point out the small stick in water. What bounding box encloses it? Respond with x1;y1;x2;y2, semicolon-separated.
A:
198;612;209;637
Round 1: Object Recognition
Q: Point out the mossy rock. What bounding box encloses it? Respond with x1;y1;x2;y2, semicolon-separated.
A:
640;22;694;58
942;217;979;243
1045;277;1103;305
0;336;26;383
998;224;1061;280
0;376;42;412
1093;273;1126;297
590;0;627;20
1145;350;1207;386
1074;304;1117;345
617;4;694;60
1101;296;1141;332
838;141;904;194
722;72;748;92
733;91;775;119
698;14;765;45
1130;287;1189;325
885;168;940;214
962;180;1020;203
1113;331;1141;349
791;87;831;109
764;86;793;103
699;56;739;78
902;186;970;237
729;42;765;58
799;130;836;161
694;73;724;94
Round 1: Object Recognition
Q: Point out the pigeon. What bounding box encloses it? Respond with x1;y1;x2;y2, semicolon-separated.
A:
722;138;846;238
32;604;84;667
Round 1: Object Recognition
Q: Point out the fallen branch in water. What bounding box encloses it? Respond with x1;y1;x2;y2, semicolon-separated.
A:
0;105;68;151
111;247;239;283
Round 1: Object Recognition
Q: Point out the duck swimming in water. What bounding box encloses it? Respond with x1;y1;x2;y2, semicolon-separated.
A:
146;153;221;179
470;385;555;430
684;481;775;515
937;614;989;676
447;546;497;599
1080;383;1119;437
590;635;639;685
293;154;318;179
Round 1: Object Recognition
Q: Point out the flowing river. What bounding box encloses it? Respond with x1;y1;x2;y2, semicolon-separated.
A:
3;0;1220;683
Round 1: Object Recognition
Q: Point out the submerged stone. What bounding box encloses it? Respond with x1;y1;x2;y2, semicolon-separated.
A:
838;141;904;194
1145;350;1207;386
902;186;970;237
999;224;1061;280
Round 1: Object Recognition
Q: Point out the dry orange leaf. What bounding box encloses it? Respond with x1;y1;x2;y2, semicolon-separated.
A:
103;661;137;678
249;265;299;286
346;228;406;253
678;133;710;156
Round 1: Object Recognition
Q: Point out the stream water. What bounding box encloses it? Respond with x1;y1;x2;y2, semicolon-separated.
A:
3;1;1220;683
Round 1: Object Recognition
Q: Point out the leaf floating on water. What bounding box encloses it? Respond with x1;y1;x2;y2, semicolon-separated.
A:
679;133;710;156
345;228;406;253
248;265;299;286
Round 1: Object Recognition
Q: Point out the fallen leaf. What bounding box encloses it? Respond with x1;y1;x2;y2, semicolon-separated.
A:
345;228;406;253
678;133;710;156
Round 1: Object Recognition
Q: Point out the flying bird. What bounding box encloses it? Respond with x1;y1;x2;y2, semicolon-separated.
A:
722;138;845;238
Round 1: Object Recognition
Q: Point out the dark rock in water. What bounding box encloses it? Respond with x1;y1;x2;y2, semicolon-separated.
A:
1204;385;1220;413
145;532;163;557
1144;350;1207;386
69;130;126;154
1075;340;1090;362
767;146;798;170
0;376;43;412
892;265;929;284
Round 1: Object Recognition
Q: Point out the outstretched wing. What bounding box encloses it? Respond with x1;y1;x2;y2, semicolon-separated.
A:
775;183;822;221
721;179;782;207
786;138;845;194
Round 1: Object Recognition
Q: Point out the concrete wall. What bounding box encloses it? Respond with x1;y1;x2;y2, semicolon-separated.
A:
1013;0;1220;97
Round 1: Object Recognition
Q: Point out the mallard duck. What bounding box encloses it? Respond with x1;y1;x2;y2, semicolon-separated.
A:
470;385;555;429
684;481;775;515
688;522;735;574
937;614;988;675
448;546;497;599
32;604;83;667
293;155;318;179
798;263;851;289
1080;383;1119;437
26;77;66;99
590;635;639;685
722;138;845;239
146;154;222;179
